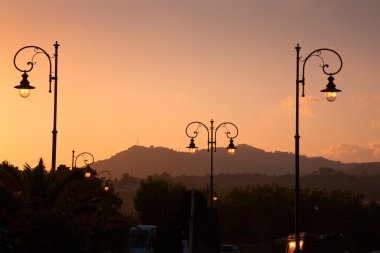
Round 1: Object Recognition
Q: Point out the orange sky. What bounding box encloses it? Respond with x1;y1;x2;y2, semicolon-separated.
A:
1;0;380;169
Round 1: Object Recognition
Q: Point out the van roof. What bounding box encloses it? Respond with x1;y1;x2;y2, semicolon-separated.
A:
130;225;157;231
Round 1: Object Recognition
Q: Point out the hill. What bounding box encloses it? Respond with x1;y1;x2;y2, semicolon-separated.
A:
91;144;379;179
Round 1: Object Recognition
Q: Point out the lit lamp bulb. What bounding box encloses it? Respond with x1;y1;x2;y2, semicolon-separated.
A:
14;72;35;98
19;89;31;98
84;165;95;178
325;91;337;102
321;75;341;102
226;139;237;154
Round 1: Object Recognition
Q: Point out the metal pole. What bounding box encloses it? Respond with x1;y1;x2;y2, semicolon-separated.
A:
71;149;75;169
210;119;214;209
295;43;302;253
51;41;59;172
189;189;195;253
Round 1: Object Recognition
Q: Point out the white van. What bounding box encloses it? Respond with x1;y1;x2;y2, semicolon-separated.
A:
129;225;157;253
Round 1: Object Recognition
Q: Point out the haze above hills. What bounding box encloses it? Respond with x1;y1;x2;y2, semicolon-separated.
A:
92;144;380;179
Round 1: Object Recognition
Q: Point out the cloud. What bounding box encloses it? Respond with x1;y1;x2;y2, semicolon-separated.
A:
319;141;380;163
280;96;321;117
371;120;380;130
352;94;380;107
258;111;273;125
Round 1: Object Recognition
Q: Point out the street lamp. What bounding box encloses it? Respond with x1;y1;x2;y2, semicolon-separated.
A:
185;119;238;208
13;42;60;172
98;170;112;191
73;151;96;178
294;44;343;252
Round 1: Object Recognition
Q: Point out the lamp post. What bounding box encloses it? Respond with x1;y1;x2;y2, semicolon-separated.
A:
185;119;238;208
13;42;60;172
98;170;112;191
73;151;96;178
294;44;343;252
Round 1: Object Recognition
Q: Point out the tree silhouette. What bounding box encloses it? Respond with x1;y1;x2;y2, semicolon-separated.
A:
134;175;186;225
0;159;126;252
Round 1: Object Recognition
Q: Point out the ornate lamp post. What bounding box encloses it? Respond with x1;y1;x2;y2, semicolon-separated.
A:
294;44;343;252
98;170;112;191
185;119;238;208
73;151;96;178
13;42;60;172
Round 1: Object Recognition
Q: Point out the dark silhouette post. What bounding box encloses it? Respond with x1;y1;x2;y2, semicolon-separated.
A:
294;44;343;252
185;119;238;208
13;42;60;172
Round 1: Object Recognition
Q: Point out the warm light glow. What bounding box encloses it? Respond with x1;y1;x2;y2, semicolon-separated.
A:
288;240;304;252
84;172;92;178
3;0;379;168
19;89;30;98
325;92;337;102
104;186;110;191
213;195;218;201
227;148;236;154
189;148;197;154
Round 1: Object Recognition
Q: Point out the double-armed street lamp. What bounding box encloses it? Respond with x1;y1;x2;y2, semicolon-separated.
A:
294;44;343;252
13;42;60;172
72;151;112;191
185;119;238;208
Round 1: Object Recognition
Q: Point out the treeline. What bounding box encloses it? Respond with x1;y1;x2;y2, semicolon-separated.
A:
131;175;380;253
114;168;380;214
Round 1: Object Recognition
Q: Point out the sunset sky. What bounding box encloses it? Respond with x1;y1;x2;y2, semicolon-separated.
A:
1;0;380;169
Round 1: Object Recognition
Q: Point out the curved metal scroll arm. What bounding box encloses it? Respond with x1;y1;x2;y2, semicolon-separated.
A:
302;48;343;78
185;121;210;138
185;121;210;151
98;170;112;180
74;152;95;168
13;45;54;92
214;122;239;150
300;48;343;96
215;122;239;140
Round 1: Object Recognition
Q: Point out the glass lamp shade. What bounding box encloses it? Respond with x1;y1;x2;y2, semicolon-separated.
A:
19;89;31;98
227;148;236;154
321;75;341;102
186;138;198;154
14;72;35;98
226;139;237;154
325;91;337;102
84;171;92;178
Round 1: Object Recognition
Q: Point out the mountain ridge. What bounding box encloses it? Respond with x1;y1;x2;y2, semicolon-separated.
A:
91;144;380;179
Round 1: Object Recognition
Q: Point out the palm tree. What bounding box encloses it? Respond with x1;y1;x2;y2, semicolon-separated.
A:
0;159;124;252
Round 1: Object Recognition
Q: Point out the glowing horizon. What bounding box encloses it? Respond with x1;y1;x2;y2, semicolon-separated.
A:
1;0;380;169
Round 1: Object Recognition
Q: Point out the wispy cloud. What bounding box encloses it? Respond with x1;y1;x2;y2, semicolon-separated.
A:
352;94;380;107
280;96;321;117
319;141;380;163
371;120;380;130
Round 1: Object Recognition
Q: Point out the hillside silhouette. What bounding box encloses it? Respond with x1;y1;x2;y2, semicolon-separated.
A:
92;144;380;179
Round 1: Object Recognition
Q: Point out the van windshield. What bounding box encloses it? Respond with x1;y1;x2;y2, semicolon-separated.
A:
129;230;149;248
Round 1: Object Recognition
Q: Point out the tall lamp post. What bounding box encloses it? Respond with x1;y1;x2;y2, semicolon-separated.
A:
13;42;60;172
294;44;343;252
185;119;238;208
